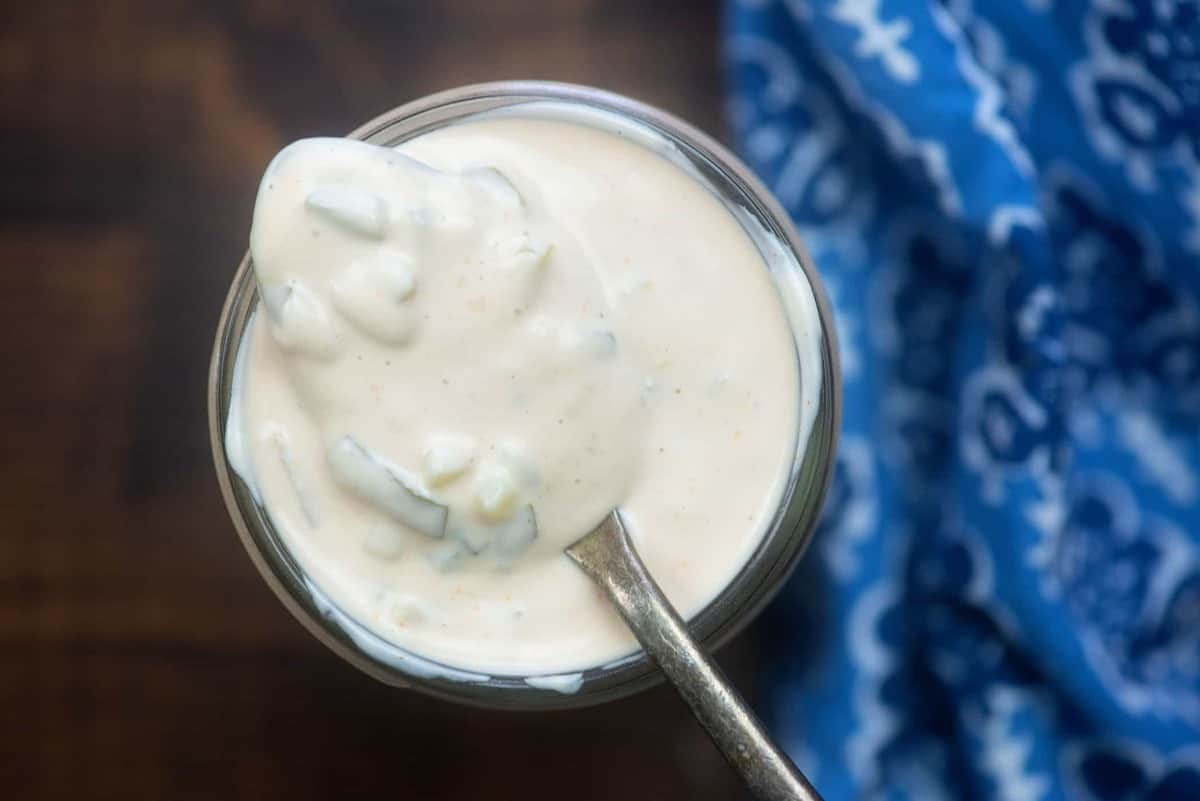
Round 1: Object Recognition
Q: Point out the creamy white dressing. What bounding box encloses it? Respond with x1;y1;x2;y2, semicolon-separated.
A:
230;111;811;677
524;672;585;694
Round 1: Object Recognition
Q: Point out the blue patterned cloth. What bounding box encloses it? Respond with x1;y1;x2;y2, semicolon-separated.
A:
724;1;1200;798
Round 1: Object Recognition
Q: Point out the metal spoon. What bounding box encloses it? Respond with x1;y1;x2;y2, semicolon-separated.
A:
566;510;823;801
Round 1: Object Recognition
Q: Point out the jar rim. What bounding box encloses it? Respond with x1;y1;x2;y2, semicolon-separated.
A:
208;80;842;710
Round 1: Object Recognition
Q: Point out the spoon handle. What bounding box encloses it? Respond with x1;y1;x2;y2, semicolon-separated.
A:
566;511;823;801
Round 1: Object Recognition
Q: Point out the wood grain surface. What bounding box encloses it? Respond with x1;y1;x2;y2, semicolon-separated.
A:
0;2;775;799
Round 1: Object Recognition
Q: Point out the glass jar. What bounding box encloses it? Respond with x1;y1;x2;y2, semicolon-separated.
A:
208;81;841;710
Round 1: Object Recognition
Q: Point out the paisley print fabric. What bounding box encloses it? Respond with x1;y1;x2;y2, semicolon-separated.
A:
725;1;1200;798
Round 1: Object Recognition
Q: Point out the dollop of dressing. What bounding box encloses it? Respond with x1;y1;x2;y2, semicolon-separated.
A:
250;138;646;568
234;115;804;676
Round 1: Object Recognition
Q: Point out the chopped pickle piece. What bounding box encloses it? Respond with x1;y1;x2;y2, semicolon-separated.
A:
448;515;492;554
327;436;447;538
587;329;617;359
493;505;538;560
266;425;319;528
258;279;342;360
329;253;419;345
258;282;292;321
426;540;466;572
382;149;440;177
306;186;389;239
465;166;524;209
447;504;538;561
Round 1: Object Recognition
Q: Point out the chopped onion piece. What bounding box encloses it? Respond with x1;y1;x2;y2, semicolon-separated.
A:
473;464;519;521
422;432;477;487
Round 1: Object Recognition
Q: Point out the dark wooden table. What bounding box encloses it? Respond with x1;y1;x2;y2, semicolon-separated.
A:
2;2;769;798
